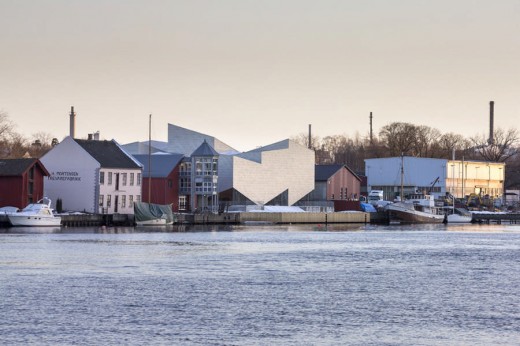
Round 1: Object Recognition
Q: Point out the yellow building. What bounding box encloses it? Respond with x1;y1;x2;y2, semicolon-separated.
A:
446;160;505;199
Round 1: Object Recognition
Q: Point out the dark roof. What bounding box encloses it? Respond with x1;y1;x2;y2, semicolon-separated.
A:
315;164;361;182
0;158;49;176
191;140;219;157
315;164;343;181
74;139;141;169
133;154;184;178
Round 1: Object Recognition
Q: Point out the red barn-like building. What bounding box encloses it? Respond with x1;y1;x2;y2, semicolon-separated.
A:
0;158;50;209
132;154;184;212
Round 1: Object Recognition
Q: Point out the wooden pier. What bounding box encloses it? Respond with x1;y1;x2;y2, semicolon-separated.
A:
471;212;520;224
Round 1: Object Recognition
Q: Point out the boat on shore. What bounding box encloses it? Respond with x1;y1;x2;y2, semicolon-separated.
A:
133;201;174;226
7;198;62;227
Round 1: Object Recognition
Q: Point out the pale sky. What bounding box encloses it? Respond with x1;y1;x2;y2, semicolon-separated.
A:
1;0;519;151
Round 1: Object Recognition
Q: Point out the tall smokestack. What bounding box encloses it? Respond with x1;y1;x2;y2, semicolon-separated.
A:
69;106;76;138
489;101;494;145
369;112;373;144
308;124;312;149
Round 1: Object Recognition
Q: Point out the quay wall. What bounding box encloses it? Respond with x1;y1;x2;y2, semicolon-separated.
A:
238;212;369;224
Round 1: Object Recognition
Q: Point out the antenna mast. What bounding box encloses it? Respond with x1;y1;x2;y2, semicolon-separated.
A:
148;114;152;203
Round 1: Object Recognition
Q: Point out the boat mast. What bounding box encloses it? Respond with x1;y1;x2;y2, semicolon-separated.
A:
400;153;404;201
148;114;152;203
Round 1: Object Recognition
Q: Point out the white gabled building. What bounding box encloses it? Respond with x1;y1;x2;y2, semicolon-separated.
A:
40;136;143;214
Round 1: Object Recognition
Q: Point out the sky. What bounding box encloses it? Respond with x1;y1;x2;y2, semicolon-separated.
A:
1;0;519;152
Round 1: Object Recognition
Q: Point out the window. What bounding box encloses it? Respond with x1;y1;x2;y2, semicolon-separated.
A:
136;195;141;203
99;195;104;207
108;172;113;185
130;173;134;186
121;195;126;208
137;173;141;186
107;195;112;207
122;173;127;186
100;172;105;184
129;195;134;207
179;196;187;211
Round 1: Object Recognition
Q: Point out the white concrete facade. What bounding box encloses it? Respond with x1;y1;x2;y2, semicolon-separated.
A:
228;140;315;206
40;136;142;214
165;125;315;206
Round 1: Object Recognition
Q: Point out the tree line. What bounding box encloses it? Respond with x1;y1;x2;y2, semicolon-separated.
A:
1;110;519;189
291;122;520;189
0;111;57;159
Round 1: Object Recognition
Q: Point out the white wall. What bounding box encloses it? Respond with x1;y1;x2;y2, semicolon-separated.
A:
232;140;315;205
99;168;142;214
40;136;100;213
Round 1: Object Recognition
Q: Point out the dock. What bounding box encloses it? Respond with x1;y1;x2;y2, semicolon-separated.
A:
471;212;520;224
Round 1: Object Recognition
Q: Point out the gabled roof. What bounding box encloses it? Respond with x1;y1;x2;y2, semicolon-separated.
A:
0;158;50;176
315;164;361;182
133;153;184;178
74;139;141;169
191;140;219;157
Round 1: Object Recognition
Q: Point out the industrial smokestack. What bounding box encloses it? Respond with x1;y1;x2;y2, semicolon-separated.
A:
69;106;76;138
308;124;312;149
369;112;373;144
489;101;494;145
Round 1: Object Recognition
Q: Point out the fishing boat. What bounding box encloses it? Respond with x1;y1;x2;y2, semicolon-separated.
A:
7;198;62;227
385;155;445;224
386;193;446;224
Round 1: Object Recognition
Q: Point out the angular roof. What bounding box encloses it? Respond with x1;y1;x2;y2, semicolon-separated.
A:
120;141;169;155
315;164;361;182
0;158;49;176
191;140;219;157
74;139;141;169
132;153;184;178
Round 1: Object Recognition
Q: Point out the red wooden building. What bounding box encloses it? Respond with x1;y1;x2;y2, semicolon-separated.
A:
132;154;184;212
0;158;50;209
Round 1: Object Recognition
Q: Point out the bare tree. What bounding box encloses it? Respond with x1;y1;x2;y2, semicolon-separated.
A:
471;128;519;162
0;111;15;141
379;122;418;156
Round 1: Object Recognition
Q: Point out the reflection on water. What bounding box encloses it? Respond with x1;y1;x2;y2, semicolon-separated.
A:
1;223;519;345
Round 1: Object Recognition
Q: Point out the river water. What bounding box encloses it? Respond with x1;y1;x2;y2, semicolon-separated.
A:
1;223;519;345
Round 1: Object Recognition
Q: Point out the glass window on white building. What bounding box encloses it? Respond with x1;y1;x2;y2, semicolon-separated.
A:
99;195;104;207
100;172;105;185
136;195;141;203
129;195;134;207
122;195;126;208
107;195;112;207
108;172;113;185
130;173;134;186
137;173;141;186
122;173;127;186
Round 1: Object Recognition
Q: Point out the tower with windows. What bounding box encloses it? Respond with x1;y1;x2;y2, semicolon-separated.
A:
190;140;219;212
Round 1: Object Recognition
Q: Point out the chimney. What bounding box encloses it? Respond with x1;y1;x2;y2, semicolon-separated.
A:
308;124;312;149
94;131;100;141
69;106;76;138
489;101;494;145
369;112;373;144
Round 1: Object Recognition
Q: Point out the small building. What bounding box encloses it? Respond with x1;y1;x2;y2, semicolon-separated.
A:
365;156;505;201
40;136;143;214
0;158;50;209
132;153;184;211
297;164;361;211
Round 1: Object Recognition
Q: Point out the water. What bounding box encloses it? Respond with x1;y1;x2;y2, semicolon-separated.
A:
1;223;520;345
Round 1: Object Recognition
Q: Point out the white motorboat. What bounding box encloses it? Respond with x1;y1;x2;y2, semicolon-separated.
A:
444;207;473;223
7;198;62;227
